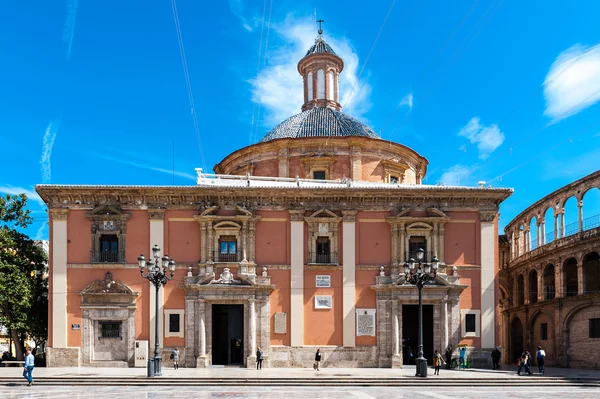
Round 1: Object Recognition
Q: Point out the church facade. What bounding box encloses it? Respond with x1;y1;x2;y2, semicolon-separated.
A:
37;31;511;368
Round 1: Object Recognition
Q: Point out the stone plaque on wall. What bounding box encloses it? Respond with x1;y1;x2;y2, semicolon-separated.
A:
274;312;287;334
318;223;329;234
356;308;376;336
316;275;331;287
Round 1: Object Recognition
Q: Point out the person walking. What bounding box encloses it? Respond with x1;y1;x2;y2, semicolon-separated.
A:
444;346;452;369
23;350;34;386
517;351;533;375
170;347;180;370
459;345;467;369
256;347;264;370
433;350;445;375
491;347;501;370
536;346;546;374
314;349;322;371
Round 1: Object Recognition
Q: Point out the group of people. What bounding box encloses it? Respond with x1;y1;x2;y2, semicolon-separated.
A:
517;346;546;376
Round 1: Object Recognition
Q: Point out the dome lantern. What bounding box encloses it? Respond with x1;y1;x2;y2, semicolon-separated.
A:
297;22;344;112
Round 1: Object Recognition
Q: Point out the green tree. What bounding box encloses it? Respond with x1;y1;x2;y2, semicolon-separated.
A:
0;194;48;360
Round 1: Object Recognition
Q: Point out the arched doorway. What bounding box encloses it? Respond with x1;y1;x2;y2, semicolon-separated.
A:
583;252;600;293
511;317;524;363
529;270;538;303
563;258;578;297
544;264;555;300
517;275;525;305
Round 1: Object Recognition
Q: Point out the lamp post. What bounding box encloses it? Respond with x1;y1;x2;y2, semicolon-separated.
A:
403;248;439;378
138;245;176;377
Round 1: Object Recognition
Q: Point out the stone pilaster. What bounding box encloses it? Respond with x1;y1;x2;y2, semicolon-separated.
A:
342;211;357;347
50;208;68;350
196;299;208;367
289;210;304;346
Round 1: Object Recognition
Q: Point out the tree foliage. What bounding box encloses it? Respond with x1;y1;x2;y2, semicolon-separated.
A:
0;194;48;358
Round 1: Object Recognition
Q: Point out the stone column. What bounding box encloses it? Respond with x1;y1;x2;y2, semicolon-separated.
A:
390;224;398;266
578;200;584;233
540;221;546;246
523;271;530;305
278;147;289;178
200;222;207;263
350;145;361;180
342;211;357;347
247;299;257;366
538;266;544;302
207;222;213;262
391;300;402;368
554;213;559;240
50;209;68;350
185;298;196;367
197;299;208;367
242;220;248;262
577;263;584;294
149;210;165;351
480;211;496;349
399;223;406;262
441;300;449;350
439;224;445;262
289;210;305;346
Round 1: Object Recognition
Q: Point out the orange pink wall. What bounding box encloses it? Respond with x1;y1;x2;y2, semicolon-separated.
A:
255;211;288;265
125;211;149;264
356;211;391;265
445;212;480;266
165;210;200;264
269;269;291;346
67;210;90;263
303;269;342;345
355;270;377;345
163;268;187;347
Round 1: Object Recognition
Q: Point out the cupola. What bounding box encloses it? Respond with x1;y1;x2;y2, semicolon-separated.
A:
297;23;344;112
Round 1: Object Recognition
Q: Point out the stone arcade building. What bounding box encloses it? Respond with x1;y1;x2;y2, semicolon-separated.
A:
500;170;600;369
37;30;512;368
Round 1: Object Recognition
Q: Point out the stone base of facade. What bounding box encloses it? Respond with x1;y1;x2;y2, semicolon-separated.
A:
465;347;493;368
391;354;403;368
269;346;379;368
196;355;209;368
46;347;81;367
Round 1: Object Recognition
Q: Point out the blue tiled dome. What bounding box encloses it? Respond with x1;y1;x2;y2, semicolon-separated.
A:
259;107;381;143
305;37;337;57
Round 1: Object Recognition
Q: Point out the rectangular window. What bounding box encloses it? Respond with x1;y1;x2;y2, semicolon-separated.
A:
164;310;185;338
315;236;331;264
169;313;180;333
465;314;476;333
408;236;427;261
590;318;600;338
313;171;326;180
218;236;237;262
98;235;119;262
540;323;548;340
390;176;398;184
100;322;121;338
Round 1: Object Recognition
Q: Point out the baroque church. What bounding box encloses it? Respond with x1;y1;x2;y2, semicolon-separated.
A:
37;29;511;368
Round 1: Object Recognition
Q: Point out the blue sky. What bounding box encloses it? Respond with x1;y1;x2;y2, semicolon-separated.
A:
1;0;600;241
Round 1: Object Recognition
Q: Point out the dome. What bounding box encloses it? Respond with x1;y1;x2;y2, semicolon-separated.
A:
259;107;381;143
304;37;337;57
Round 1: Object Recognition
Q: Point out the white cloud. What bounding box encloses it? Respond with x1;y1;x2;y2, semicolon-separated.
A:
544;44;600;121
439;165;478;186
399;92;413;109
250;16;372;129
0;186;44;206
40;120;59;183
228;0;255;32
35;222;47;240
457;117;504;159
63;0;78;59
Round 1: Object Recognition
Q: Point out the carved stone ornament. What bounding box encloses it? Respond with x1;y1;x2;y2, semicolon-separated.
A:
480;212;496;223
148;208;166;220
80;271;135;294
209;267;242;285
50;209;68;221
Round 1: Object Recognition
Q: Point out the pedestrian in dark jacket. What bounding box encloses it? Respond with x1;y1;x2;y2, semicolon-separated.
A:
536;346;546;374
256;347;263;370
314;349;322;371
517;351;533;375
445;346;452;369
491;347;501;370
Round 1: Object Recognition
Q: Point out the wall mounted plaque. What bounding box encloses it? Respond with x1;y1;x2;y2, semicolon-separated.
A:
356;309;376;336
315;295;332;309
274;312;287;334
316;275;331;287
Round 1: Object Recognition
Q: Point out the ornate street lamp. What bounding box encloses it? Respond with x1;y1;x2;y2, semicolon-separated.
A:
403;248;439;377
138;245;176;377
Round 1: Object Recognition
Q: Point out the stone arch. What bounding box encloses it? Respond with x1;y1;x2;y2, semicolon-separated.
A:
543;264;555;300
543;206;555;244
529;216;538;250
563;196;579;237
517;274;525;305
581;187;600;230
510;316;524;363
528;310;555;364
583;251;600;294
563;301;599;368
563;257;579;297
528;269;538;303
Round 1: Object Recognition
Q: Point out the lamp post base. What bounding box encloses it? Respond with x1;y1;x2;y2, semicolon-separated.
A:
147;356;162;377
415;357;428;377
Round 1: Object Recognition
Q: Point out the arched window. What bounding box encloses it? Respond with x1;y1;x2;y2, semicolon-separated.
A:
529;269;538;303
517;274;525;305
563;257;578;297
307;72;313;101
328;71;335;100
544;264;555;300
317;69;325;99
583;251;600;293
529;216;538;250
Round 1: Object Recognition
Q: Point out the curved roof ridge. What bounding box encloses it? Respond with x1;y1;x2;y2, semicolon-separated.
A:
259;107;380;143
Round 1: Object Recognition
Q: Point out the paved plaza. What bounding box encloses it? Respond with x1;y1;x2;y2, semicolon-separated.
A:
1;385;600;399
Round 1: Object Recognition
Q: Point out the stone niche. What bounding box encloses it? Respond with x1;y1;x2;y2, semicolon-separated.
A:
79;272;138;366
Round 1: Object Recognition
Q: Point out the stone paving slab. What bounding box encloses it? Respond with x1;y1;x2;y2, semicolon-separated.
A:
1;366;599;380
